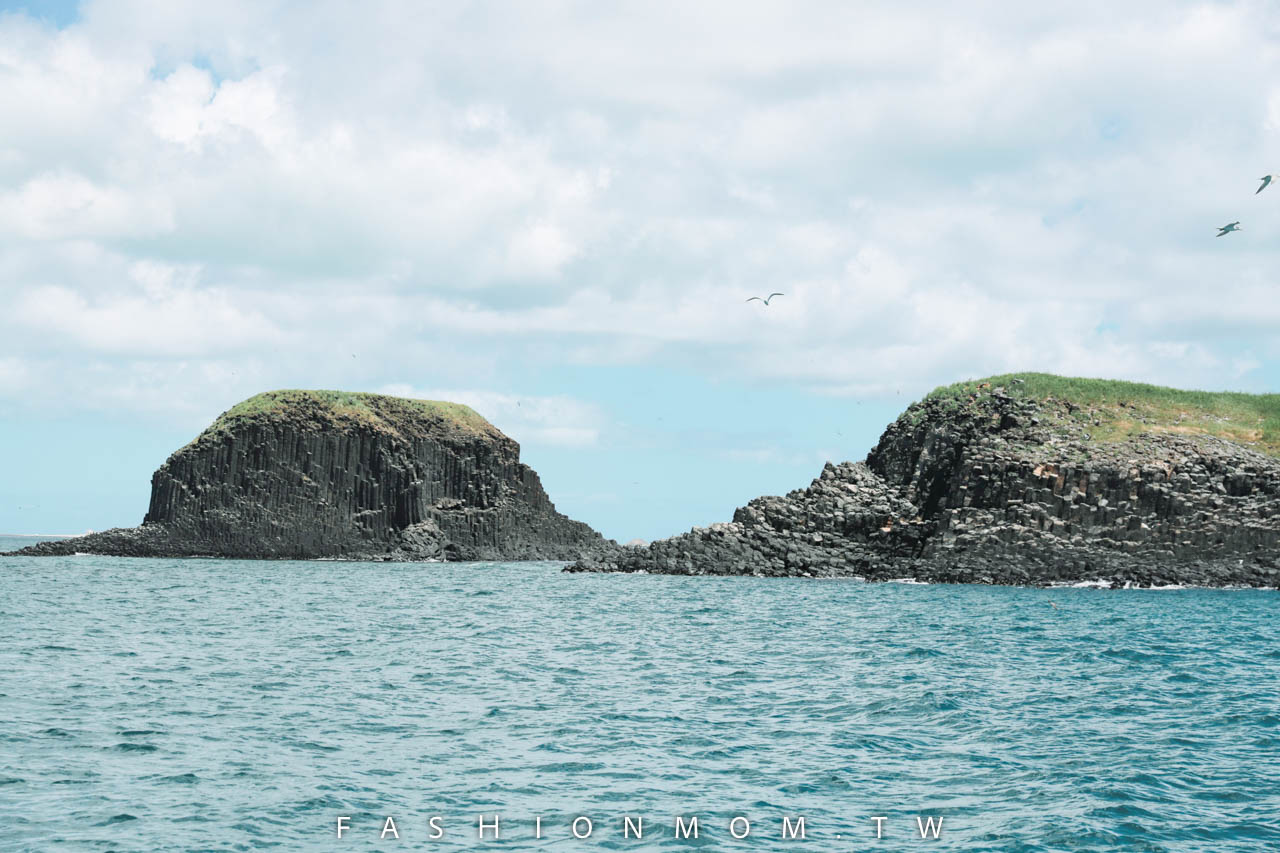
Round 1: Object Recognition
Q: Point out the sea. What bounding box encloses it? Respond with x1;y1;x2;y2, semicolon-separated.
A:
1;534;1278;852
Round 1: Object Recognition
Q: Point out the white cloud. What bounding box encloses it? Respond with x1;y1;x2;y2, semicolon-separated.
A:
14;259;280;357
146;64;216;148
145;63;296;154
505;220;579;278
0;172;173;240
376;385;606;448
1;0;1279;425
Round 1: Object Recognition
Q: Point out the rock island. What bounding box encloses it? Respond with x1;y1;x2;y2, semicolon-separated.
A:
568;374;1280;587
10;390;614;561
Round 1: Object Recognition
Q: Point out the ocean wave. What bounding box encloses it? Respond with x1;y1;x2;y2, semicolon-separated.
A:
0;556;1275;851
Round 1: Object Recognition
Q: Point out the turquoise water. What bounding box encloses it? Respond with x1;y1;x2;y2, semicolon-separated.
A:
1;542;1278;851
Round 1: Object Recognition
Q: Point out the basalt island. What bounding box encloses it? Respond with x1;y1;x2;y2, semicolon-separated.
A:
8;390;615;562
8;375;1280;588
569;373;1280;588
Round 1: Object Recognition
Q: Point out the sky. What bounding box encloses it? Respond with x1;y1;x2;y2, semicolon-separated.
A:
2;0;1280;541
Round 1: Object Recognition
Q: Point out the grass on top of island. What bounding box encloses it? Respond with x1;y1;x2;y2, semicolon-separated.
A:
194;390;500;444
928;372;1280;457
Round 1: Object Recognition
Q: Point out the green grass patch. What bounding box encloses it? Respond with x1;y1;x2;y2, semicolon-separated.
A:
194;389;498;445
927;372;1280;456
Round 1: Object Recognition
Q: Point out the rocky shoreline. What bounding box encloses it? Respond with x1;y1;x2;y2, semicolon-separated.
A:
567;385;1280;588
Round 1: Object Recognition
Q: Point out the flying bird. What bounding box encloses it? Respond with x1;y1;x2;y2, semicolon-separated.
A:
746;293;784;305
1216;221;1241;237
1258;176;1274;194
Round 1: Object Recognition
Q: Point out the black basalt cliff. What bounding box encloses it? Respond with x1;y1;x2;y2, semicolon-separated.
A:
11;390;614;561
568;377;1280;587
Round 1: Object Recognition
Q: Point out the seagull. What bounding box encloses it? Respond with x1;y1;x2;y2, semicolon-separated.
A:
746;292;784;305
1258;176;1274;194
1216;221;1241;237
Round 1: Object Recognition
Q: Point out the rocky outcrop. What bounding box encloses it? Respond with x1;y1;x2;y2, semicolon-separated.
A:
9;390;614;562
568;386;1280;587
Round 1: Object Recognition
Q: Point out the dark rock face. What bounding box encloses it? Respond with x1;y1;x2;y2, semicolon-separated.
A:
568;390;1280;587
10;392;614;562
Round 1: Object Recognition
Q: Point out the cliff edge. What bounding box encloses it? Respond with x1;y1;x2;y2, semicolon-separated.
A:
568;374;1280;587
10;390;614;561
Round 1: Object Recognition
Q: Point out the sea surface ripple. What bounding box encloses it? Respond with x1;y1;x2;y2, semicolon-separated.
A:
1;543;1278;851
